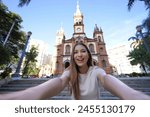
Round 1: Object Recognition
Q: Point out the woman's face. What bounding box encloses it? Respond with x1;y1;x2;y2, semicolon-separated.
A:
73;45;89;68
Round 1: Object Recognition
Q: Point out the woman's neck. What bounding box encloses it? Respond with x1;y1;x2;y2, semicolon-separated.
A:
79;65;89;74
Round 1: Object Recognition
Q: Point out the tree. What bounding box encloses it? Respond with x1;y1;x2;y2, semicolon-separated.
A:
24;62;40;78
128;36;143;49
128;0;150;13
22;46;38;77
18;0;31;7
127;42;150;73
0;2;25;60
0;2;26;78
127;0;150;72
128;0;150;32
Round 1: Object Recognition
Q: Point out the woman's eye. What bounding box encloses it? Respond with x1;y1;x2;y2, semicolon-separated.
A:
74;51;78;54
81;50;86;53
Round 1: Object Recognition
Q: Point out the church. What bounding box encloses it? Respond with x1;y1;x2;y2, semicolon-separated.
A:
52;2;112;75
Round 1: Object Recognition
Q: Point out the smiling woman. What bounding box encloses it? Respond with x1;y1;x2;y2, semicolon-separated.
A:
0;0;149;100
0;42;150;100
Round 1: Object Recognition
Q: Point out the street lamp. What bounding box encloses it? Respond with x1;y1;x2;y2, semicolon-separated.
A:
136;25;150;55
11;31;32;80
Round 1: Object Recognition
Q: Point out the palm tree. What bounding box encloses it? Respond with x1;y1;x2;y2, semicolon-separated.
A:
128;0;150;32
127;45;149;74
18;0;31;7
129;38;143;49
128;0;150;12
128;25;144;49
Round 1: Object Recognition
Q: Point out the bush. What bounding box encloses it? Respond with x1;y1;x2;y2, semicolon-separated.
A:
0;67;12;79
128;72;150;77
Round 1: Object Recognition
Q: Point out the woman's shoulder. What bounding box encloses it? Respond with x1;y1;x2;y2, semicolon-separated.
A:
91;66;106;75
91;65;102;70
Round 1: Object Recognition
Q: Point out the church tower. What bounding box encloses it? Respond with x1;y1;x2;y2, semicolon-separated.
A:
56;26;65;45
52;1;112;75
73;1;86;38
53;26;65;74
93;24;104;42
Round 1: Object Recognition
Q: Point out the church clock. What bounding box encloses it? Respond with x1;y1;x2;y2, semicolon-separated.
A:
75;26;83;33
76;27;81;32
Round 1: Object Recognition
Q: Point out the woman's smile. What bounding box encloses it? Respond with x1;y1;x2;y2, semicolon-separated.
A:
74;45;89;68
76;58;84;62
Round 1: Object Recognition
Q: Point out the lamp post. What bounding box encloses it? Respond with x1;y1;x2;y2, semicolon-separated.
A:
136;25;150;55
12;31;32;80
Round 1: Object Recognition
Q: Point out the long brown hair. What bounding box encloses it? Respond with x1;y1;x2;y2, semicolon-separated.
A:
69;42;93;99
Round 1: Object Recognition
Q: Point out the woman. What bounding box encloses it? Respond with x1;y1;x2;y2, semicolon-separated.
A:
66;42;150;100
0;43;150;100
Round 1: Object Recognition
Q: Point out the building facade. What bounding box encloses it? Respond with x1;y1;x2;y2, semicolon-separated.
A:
28;40;53;77
107;44;142;75
53;2;112;75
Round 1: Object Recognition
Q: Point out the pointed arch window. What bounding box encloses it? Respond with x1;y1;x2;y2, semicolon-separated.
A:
93;59;98;65
100;47;103;53
64;61;70;69
98;36;101;42
89;44;95;54
65;45;71;55
102;60;107;68
56;61;59;70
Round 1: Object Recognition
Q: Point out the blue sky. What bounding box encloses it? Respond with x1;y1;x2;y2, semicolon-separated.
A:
2;0;148;55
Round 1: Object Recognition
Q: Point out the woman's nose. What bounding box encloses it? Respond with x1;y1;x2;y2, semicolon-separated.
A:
77;52;82;56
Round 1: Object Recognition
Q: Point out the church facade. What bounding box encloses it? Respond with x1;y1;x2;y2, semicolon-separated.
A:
52;2;112;75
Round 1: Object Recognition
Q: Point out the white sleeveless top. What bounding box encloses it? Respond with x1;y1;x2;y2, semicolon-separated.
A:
71;66;104;100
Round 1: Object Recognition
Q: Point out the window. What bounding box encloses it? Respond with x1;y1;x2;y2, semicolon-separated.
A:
56;61;59;70
89;44;95;53
98;36;101;42
75;37;84;44
102;60;107;68
93;60;97;65
64;62;70;69
100;47;103;52
75;40;79;44
65;45;71;54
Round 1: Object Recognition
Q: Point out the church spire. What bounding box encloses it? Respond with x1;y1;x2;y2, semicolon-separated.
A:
74;0;82;16
73;0;85;37
56;24;65;45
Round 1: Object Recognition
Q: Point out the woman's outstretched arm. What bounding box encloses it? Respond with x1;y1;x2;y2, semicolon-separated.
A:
102;75;150;100
97;68;150;100
0;71;70;100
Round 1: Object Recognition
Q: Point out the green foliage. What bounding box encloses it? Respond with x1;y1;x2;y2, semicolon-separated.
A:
22;46;39;77
0;44;11;65
0;2;26;70
18;0;31;7
22;63;40;77
0;67;12;79
127;72;150;77
127;37;150;73
128;0;150;32
0;2;27;80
